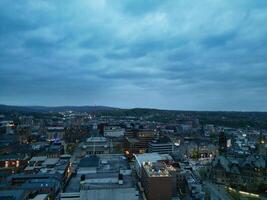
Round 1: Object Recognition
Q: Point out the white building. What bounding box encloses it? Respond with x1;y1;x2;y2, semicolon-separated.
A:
83;137;110;154
104;126;125;138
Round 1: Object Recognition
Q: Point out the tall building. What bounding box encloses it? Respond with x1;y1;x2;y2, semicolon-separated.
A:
148;136;174;154
218;131;227;154
141;162;173;200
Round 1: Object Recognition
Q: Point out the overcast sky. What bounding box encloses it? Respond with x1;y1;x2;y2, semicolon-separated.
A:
0;0;267;111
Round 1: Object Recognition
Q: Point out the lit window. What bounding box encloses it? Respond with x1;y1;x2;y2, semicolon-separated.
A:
16;160;19;167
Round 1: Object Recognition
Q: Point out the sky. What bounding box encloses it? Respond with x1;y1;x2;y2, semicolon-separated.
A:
0;0;267;111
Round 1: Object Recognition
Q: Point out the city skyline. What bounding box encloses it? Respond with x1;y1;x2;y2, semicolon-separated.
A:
1;0;267;111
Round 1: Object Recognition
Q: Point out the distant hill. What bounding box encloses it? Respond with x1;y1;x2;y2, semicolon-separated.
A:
0;104;119;113
0;104;267;128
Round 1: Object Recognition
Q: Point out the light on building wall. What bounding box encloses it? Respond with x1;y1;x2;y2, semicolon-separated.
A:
16;160;19;167
174;140;180;146
227;139;231;148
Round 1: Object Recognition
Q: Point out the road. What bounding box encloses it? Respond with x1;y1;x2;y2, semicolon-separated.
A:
204;182;233;200
70;142;84;163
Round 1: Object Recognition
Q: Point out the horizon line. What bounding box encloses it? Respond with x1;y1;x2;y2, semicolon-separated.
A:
0;103;266;113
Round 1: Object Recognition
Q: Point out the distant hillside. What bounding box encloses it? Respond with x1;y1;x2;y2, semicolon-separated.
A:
101;108;267;129
0;104;267;128
0;104;119;113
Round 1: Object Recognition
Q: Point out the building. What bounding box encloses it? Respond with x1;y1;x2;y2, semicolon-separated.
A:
23;156;71;186
6;173;62;199
218;131;227;154
17;125;32;144
185;171;205;199
125;130;155;156
60;192;80;200
0;190;30;200
134;153;173;178
83;136;110;154
0;154;29;179
211;132;267;193
148;136;174;154
31;144;65;158
78;155;100;174
257;131;266;156
46;127;65;141
141;161;173;200
66;154;137;200
0;120;15;135
104;126;125;138
80;187;138;200
65;125;89;143
79;170;137;200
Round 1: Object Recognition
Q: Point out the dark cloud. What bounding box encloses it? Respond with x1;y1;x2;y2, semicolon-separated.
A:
0;0;267;110
201;32;237;48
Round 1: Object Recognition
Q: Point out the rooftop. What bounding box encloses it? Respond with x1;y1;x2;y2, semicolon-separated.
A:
82;173;134;189
150;136;172;144
80;187;138;200
0;154;28;161
135;152;161;161
42;158;59;166
143;161;171;177
79;155;100;168
0;190;28;200
29;156;47;162
31;194;49;200
134;153;169;167
47;127;64;131
86;137;107;143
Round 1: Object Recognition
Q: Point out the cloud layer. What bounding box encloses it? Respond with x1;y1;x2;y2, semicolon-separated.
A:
1;0;267;111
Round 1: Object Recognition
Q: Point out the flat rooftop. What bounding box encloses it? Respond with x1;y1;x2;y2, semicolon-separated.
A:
80;187;138;200
29;156;47;162
143;162;171;177
66;154;131;192
134;153;162;167
43;158;59;166
82;173;134;189
47;127;64;131
30;194;48;200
